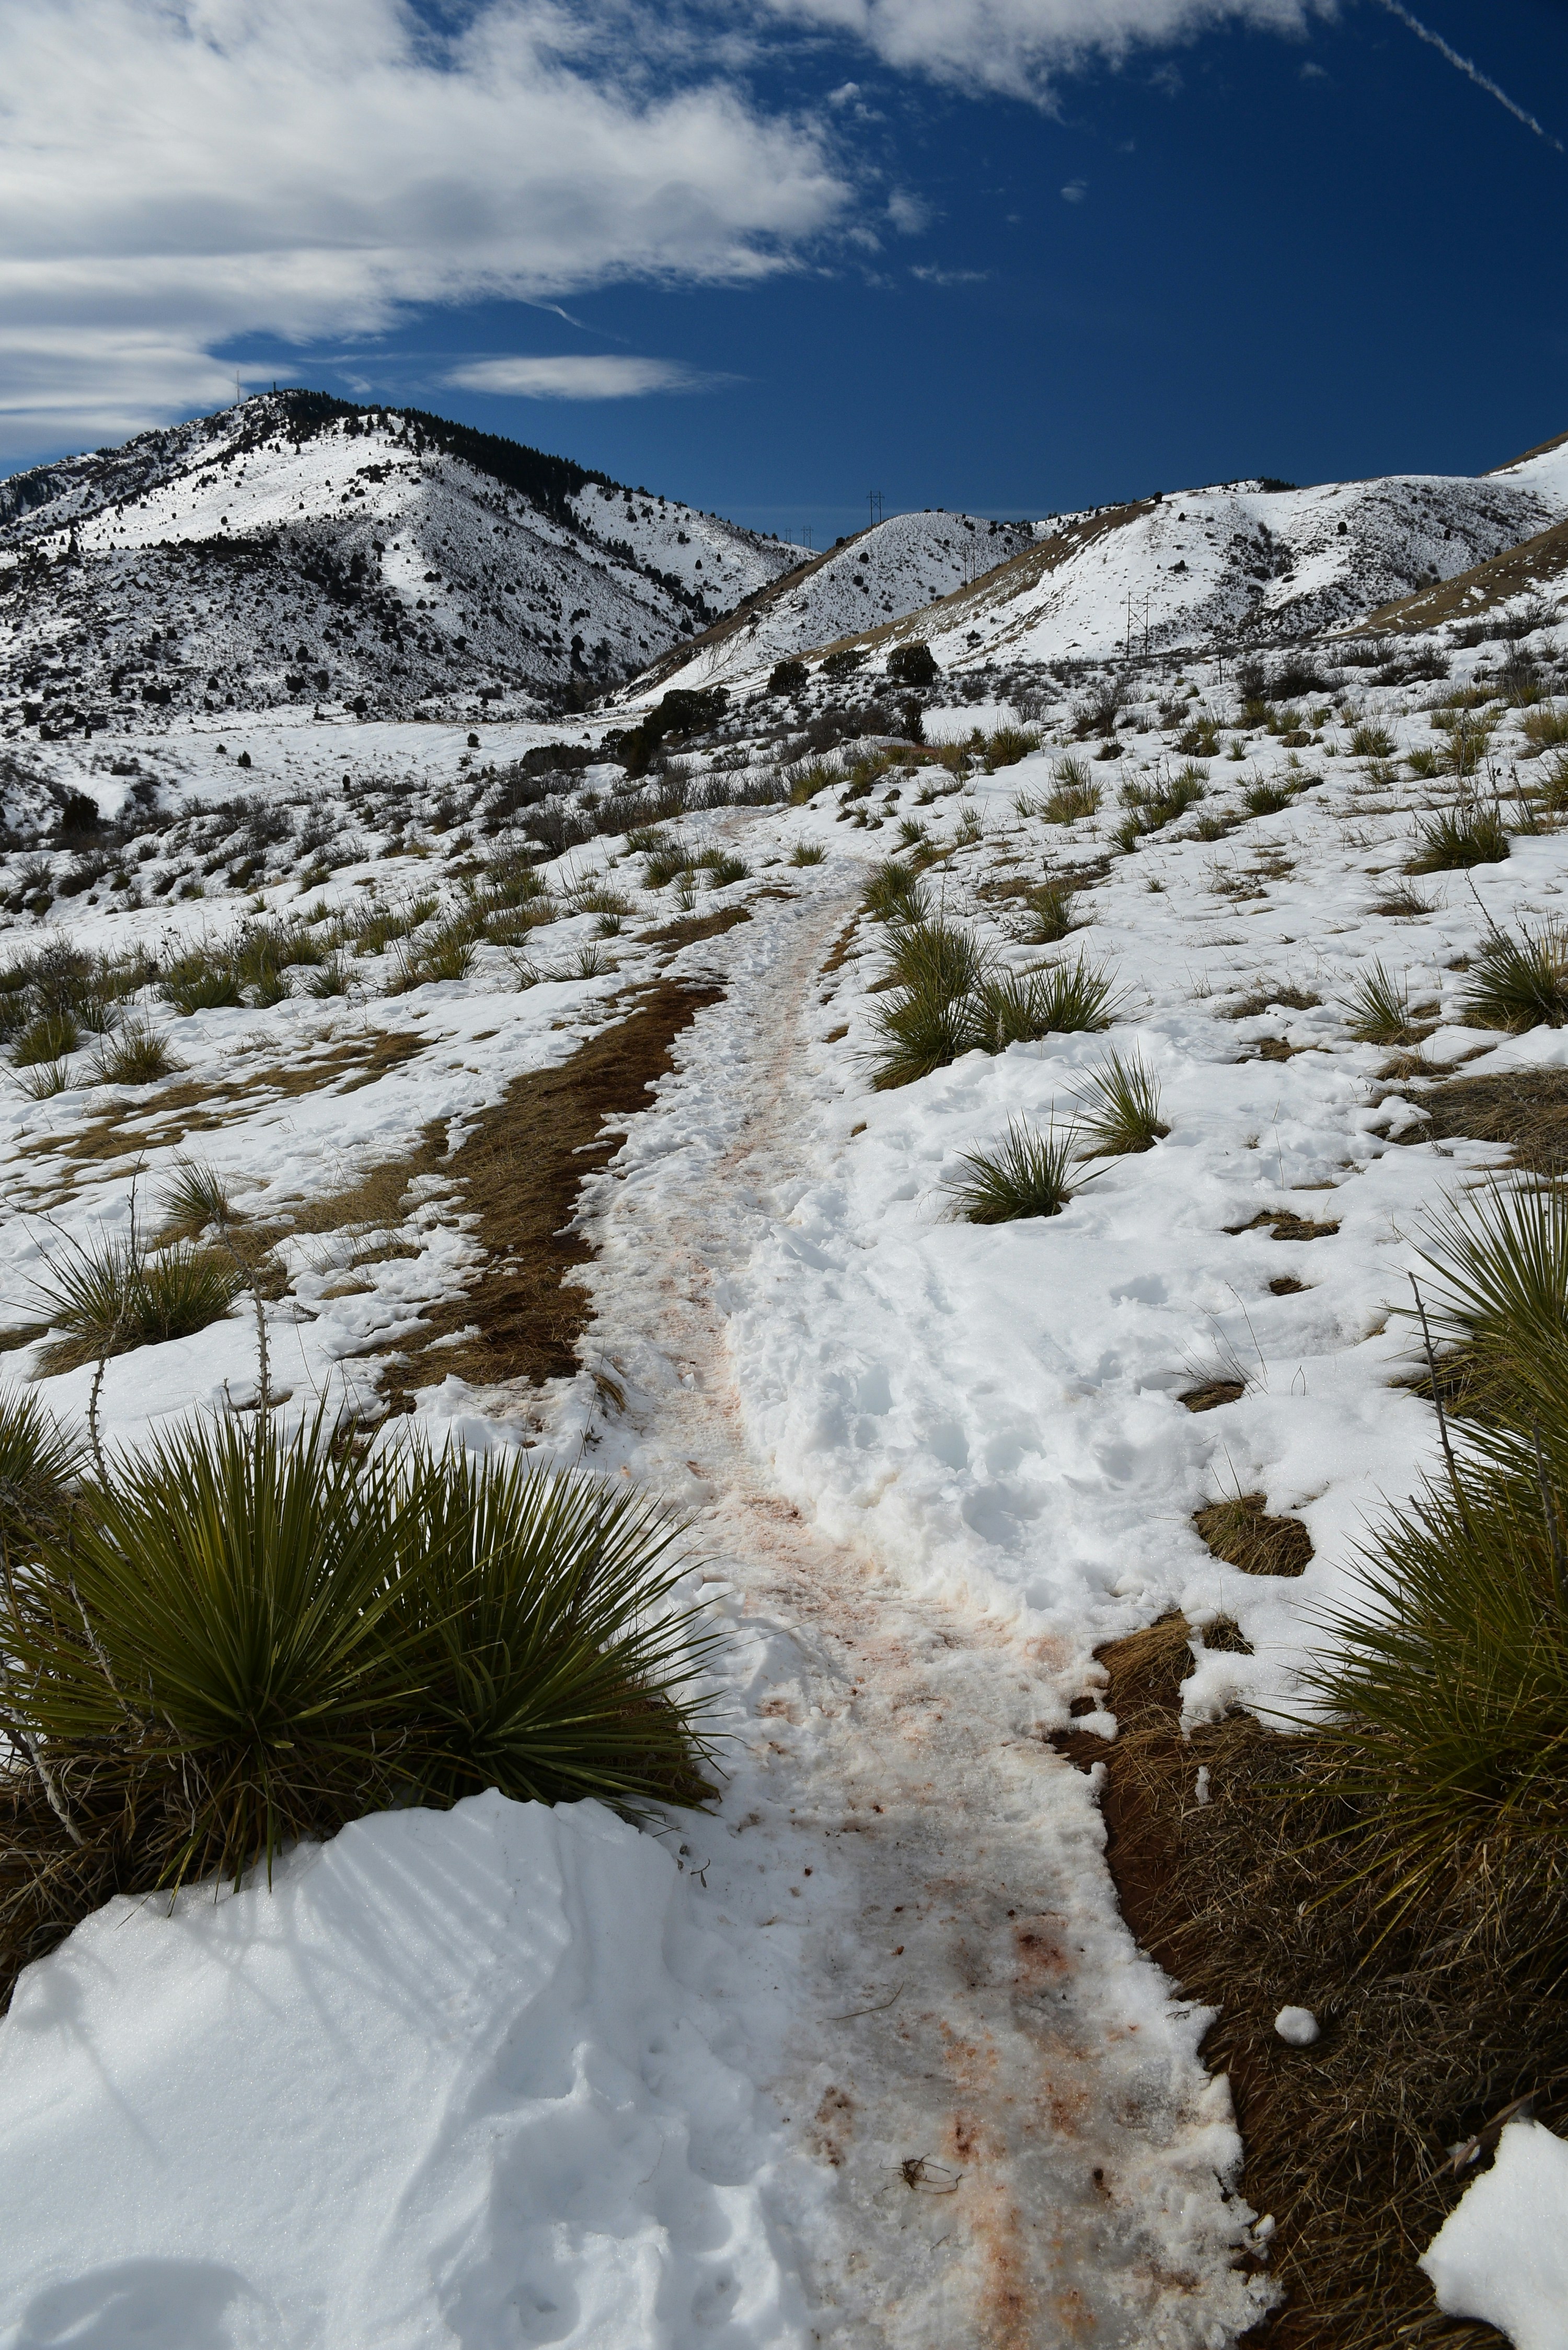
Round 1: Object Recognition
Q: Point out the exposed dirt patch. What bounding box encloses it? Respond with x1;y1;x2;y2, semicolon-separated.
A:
1055;1618;1567;2350
384;979;722;1403
1230;1209;1341;1241
641;906;751;949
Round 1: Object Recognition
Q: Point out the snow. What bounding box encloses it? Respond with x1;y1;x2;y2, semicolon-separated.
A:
0;1791;817;2350
1272;2008;1320;2047
644;510;1034;695
0;392;804;736
2;560;1567;2335
1420;2121;1568;2350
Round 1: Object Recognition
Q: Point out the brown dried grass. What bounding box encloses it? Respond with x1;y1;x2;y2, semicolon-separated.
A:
1065;1617;1567;2348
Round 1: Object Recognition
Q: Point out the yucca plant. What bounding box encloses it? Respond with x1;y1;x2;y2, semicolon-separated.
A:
862;859;927;924
947;1119;1085;1223
91;1018;180;1086
306;954;351;998
29;1224;244;1375
1029;954;1122;1034
1042;761;1101;824
1071;1049;1167;1155
789;841;827;867
972;972;1052;1051
0;1417;714;1896
983;725;1042;769
868;981;985;1090
1304;1453;1568;1967
1022;880;1078;943
158;1158;237;1237
1523;704;1568;751
1459;921;1568;1031
1409;798;1511;872
881;917;988;1000
1342;960;1422;1046
0;1388;80;1550
1351;723;1396;759
162;952;243;1015
1243;778;1297;818
11;1010;80;1067
13;1058;77;1101
1403;1180;1568;1422
702;854;749;889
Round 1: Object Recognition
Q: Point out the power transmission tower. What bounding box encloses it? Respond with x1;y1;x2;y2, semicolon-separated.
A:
868;490;884;529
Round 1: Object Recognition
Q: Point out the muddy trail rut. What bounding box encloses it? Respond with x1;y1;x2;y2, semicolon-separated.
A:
542;882;1267;2348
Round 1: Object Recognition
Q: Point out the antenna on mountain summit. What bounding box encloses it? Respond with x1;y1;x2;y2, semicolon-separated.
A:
868;490;884;528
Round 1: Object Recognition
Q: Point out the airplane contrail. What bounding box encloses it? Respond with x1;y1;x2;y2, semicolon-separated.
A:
1376;0;1563;152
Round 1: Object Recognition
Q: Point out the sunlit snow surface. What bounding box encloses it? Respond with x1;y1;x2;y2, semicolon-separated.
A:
1420;2121;1568;2350
0;1793;817;2350
2;615;1567;2340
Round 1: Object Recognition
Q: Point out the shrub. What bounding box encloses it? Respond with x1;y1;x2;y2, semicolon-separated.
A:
1342;961;1422;1045
1459;921;1568;1031
1351;723;1396;760
29;1225;244;1373
91;1019;180;1086
642;840;694;889
1539;750;1568;814
0;1418;714;1900
768;658;808;695
1071;1049;1167;1155
704;854;749;889
1408;799;1510;872
786;761;838;805
1042;758;1101;824
789;842;826;866
887;641;938;688
307;955;352;998
867;930;987;1090
1408;1180;1568;1414
1437;715;1492;779
947;1119;1082;1223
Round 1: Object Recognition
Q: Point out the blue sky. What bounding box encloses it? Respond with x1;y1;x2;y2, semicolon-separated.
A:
4;0;1565;540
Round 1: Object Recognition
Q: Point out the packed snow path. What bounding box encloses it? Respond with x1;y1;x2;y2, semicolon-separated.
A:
547;879;1269;2347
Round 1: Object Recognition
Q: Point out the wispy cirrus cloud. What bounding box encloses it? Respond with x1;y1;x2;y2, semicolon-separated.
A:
752;0;1331;102
447;354;733;398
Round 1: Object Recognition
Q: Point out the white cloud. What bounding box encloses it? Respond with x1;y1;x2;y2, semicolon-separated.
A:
1060;178;1088;201
0;0;846;458
447;355;729;397
756;0;1333;102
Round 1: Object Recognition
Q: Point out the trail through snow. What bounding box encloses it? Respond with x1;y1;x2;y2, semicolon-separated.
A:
538;880;1271;2346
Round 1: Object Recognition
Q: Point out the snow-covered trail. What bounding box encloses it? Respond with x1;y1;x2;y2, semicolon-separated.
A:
555;881;1269;2347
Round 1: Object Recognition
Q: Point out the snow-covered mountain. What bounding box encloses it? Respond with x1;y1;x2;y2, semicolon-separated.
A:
654;443;1568;695
0;392;804;739
637;508;1036;693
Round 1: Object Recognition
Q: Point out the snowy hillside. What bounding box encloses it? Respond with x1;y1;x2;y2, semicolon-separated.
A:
2;582;1568;2339
639;508;1035;693
650;454;1566;701
0;393;803;737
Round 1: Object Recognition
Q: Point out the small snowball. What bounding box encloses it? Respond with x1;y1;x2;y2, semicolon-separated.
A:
1194;1766;1211;1806
1274;2006;1320;2046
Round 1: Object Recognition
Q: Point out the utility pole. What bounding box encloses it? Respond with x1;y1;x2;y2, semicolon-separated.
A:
868;491;884;529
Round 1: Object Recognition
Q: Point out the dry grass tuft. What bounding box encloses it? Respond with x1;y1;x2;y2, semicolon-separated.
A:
1193;1492;1312;1577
